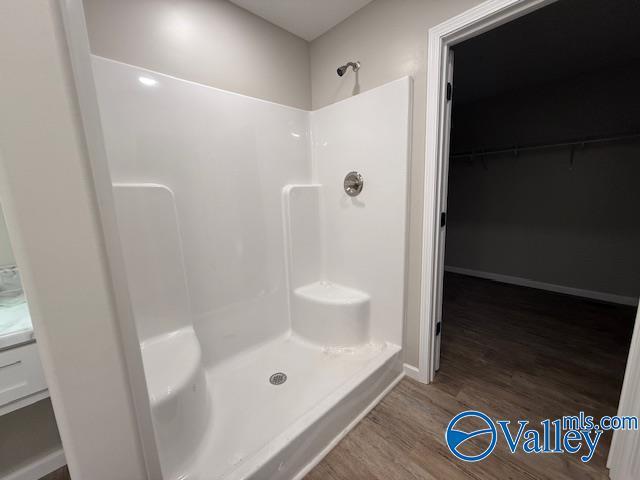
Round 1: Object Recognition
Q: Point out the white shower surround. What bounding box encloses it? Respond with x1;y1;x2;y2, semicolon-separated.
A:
92;56;411;479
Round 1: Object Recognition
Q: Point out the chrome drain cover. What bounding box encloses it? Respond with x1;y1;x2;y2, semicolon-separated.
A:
269;372;287;385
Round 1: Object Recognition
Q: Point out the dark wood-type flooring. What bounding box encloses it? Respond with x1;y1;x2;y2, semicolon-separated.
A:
306;273;636;480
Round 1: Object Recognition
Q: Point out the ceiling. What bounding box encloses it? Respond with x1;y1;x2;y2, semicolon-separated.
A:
228;0;374;41
453;0;640;104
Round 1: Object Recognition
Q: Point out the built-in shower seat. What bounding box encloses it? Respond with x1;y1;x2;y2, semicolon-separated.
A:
293;281;370;346
140;326;210;479
141;327;205;408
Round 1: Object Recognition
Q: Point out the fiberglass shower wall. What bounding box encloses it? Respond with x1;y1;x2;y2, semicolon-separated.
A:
94;56;410;361
310;84;409;346
93;56;311;366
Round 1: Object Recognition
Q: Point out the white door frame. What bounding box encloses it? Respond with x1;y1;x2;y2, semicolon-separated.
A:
418;0;554;385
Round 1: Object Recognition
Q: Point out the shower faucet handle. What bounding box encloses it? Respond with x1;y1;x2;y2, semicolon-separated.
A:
344;171;364;197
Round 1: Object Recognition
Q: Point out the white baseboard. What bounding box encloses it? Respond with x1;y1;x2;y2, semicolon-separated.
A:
403;363;424;381
445;266;639;307
2;449;65;480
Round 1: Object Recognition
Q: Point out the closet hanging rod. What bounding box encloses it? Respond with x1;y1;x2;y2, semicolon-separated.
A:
450;132;640;159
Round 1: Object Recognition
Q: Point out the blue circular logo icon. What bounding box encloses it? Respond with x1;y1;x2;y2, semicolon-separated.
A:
446;410;497;462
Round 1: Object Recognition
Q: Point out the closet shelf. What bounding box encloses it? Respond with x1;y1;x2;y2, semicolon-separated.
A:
451;132;640;160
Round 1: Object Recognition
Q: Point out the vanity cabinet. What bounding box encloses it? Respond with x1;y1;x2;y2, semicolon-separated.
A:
0;341;48;416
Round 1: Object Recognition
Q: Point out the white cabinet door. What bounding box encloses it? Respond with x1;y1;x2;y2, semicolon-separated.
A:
0;342;48;414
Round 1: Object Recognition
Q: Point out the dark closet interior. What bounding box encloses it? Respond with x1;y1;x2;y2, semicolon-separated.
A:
439;0;640;476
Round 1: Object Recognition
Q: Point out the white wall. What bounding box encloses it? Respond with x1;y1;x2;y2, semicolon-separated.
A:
0;1;147;478
446;62;640;300
83;0;311;110
309;0;484;366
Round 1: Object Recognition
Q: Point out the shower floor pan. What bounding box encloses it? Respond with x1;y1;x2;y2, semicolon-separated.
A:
189;334;402;480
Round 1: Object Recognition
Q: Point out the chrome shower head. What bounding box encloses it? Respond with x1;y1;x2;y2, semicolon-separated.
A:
337;61;360;77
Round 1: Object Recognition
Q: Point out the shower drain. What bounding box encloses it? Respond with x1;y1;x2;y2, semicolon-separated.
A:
269;372;287;385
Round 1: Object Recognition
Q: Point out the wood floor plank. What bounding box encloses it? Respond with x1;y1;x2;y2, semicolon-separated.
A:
305;273;636;480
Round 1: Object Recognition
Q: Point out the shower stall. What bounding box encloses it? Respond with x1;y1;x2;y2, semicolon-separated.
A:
90;54;410;479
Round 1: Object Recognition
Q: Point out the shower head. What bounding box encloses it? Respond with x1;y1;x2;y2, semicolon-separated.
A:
337;61;360;77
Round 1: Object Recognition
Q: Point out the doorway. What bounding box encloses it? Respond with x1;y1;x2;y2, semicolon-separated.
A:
422;0;640;476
